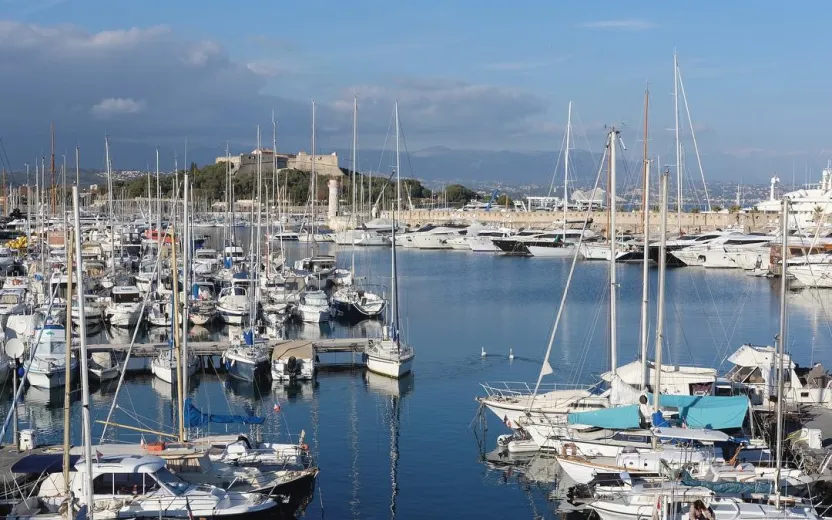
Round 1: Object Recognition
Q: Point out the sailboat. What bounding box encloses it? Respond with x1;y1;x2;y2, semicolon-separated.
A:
365;103;415;379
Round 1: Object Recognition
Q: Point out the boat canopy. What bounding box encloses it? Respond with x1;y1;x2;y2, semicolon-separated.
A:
184;398;265;428
650;394;749;430
567;404;641;429
11;454;81;474
680;470;774;495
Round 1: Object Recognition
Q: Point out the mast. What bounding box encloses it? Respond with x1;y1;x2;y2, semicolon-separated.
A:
640;88;651;389
156;148;161;251
674;51;682;233
775;198;789;508
72;186;94;520
182;172;190;428
309;100;317;251
352;95;358;229
170;217;185;443
254;126;263;318
653;169;669;439
50;123;56;216
391;102;401;346
564;102;571;234
62;225;74;504
105;136;115;277
609;128;618;376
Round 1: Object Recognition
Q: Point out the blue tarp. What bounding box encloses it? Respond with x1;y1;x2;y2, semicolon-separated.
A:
184;398;266;428
567;404;641;429
649;394;749;430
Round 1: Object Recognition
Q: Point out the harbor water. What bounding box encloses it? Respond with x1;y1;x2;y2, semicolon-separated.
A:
3;237;831;519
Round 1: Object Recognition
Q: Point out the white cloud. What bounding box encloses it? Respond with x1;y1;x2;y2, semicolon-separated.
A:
579;19;658;30
91;98;146;118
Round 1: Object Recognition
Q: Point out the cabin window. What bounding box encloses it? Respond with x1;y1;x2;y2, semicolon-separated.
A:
801;391;810;398
111;472;154;495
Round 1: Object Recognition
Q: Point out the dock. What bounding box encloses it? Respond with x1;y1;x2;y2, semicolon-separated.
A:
85;338;371;358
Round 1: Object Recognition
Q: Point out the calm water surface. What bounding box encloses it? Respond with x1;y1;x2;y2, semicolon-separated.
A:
4;239;832;519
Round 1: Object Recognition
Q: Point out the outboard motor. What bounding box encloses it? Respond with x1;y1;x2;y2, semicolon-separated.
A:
286;356;300;381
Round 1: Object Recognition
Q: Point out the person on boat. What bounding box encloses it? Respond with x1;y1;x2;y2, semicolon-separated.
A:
689;500;714;520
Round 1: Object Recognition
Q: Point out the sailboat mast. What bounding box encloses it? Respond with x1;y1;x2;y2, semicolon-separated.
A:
640;88;651;389
156;148;161;251
609;128;618;376
674;51;682;233
72;186;94;517
391;102;401;343
653;170;669;431
62;226;74;496
255;126;263;317
352;96;358;228
182;172;190;418
564;102;571;233
105;136;115;277
775;198;789;508
311;101;317;242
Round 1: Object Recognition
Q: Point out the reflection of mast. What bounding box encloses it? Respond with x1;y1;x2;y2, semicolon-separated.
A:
349;377;360;518
388;394;400;520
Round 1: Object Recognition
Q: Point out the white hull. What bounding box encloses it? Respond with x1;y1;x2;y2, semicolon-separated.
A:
527;244;578;258
298;306;330;323
190;312;215;325
27;367;68;389
151;358;199;384
791;265;832;288
107;308;141;328
90;366;119;382
218;307;249;324
467;237;501;252
411;234;453;249
366;355;413;378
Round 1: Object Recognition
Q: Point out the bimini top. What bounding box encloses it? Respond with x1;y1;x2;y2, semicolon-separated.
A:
12;454;81;474
75;454;166;474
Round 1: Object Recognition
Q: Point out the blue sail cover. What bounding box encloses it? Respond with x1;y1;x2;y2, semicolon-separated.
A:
649;394;749;430
184;398;265;428
567;404;641;429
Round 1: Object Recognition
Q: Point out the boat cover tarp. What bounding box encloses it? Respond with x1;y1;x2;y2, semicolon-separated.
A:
11;454;81;474
184;399;265;428
567;404;641;429
649;394;748;430
680;470;774;494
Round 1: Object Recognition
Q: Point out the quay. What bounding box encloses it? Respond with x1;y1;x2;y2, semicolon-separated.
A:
374;209;782;234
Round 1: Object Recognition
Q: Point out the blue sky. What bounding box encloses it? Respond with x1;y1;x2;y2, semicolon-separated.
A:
1;0;830;180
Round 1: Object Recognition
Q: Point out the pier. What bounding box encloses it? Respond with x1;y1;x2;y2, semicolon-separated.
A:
82;338;372;370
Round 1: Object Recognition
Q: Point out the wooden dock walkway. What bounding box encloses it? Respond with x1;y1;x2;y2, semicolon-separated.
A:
84;338;372;358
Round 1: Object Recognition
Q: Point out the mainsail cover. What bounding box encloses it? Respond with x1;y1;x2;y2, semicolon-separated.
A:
567;404;641;429
649;394;749;430
184;398;265;428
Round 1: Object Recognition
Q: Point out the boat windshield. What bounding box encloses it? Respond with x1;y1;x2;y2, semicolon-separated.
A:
0;293;20;305
113;292;141;304
151;467;189;496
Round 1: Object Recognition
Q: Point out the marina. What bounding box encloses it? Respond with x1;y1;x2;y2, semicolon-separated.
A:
3;5;832;518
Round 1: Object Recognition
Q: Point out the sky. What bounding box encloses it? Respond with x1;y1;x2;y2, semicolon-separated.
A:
0;0;830;182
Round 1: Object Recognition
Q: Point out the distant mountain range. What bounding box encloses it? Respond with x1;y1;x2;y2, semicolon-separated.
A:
3;142;824;189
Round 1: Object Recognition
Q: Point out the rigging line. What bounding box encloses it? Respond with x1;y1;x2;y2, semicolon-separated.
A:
0;137;13;175
791;210;832;364
546;130;568;198
374;109;396;179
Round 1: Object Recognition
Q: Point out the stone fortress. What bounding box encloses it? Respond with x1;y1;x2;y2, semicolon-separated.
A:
215;148;344;178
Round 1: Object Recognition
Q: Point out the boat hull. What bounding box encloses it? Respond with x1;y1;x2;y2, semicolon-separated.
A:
366;353;414;378
225;358;271;382
27;367;68;389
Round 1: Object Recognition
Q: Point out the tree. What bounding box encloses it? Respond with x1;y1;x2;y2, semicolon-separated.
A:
729;205;741;213
712;205;723;212
494;194;512;207
444;184;477;205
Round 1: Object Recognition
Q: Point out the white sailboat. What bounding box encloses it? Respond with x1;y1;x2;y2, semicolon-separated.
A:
366;103;415;379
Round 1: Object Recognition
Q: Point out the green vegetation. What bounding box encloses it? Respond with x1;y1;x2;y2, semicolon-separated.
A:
494;194;512;207
103;164;435;207
443;184;477;205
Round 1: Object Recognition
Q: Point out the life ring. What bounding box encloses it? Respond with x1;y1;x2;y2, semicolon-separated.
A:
301;443;309;451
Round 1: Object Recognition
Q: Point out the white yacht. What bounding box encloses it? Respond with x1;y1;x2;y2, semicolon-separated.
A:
525;229;594;257
189;281;218;325
105;285;143;328
192;247;219;275
217;286;251;325
21;454;279;519
330;286;385;321
411;225;468;249
295;290;331;323
223;340;271;381
466;228;516;252
272;342;315;382
670;232;775;267
88;350;120;383
757;165;832;229
70;294;106;329
724;343;832;407
366;332;415;378
24;324;77;389
134;259;157;293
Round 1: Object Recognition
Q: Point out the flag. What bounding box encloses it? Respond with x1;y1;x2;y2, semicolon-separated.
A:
540;360;553;376
273;401;281;413
95;450;103;463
